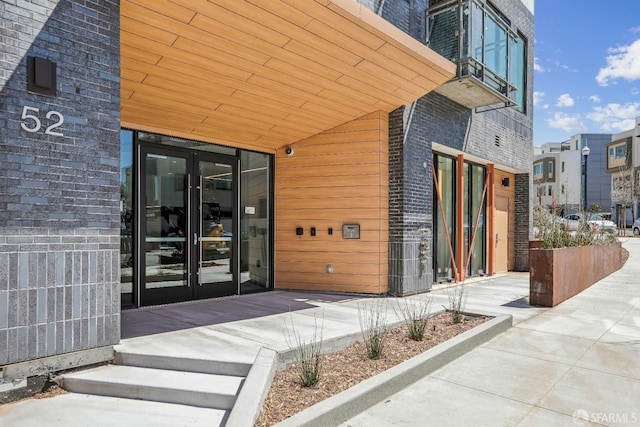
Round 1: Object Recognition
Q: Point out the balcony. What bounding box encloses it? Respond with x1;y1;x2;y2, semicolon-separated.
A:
426;0;526;110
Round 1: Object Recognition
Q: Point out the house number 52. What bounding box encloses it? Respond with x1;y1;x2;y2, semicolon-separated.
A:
20;106;65;137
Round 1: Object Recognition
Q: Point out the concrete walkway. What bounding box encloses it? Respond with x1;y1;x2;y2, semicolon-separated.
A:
2;239;638;426
342;239;640;427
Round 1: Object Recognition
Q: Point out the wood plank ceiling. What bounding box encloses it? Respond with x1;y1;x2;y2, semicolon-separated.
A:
120;0;456;153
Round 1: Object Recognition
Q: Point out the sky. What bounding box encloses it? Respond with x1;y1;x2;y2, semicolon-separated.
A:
533;0;640;146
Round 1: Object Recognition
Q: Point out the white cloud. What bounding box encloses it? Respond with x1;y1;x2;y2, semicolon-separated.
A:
556;93;575;107
587;102;640;132
631;26;640;33
547;112;587;132
589;95;601;103
596;39;640;86
533;92;549;109
534;57;546;72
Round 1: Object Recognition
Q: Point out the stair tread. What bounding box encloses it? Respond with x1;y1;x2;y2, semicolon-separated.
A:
113;351;255;378
2;393;227;427
64;365;243;395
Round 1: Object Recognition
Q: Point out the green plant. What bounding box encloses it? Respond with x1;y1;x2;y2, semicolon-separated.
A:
284;312;324;387
395;294;432;341
446;284;467;324
358;299;388;359
533;205;618;249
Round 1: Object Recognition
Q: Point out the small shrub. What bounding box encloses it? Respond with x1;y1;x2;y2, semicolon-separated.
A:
358;299;388;359
533;205;618;249
446;284;467;324
284;312;324;387
395;294;432;341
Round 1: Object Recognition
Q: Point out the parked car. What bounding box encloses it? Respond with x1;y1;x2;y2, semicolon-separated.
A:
633;218;640;236
588;214;617;233
563;213;616;233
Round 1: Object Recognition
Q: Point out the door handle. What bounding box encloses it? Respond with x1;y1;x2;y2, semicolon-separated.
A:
194;232;198;246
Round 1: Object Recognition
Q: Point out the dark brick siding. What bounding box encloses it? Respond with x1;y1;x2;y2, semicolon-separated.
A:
0;0;120;366
384;0;534;294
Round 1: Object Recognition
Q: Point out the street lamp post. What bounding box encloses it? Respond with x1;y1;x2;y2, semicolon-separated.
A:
582;145;590;212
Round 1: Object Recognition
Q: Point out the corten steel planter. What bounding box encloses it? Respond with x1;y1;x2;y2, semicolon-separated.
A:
529;242;623;307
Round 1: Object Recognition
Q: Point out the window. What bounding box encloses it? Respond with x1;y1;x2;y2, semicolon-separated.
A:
561;161;565;173
561;184;565;194
547;185;552;196
534;163;542;175
615;145;627;159
510;32;527;112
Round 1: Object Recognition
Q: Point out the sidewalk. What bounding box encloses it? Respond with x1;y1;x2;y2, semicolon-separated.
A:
341;239;640;427
2;240;638;426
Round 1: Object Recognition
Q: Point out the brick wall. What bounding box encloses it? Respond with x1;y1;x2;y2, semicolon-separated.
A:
0;0;120;366
386;0;534;294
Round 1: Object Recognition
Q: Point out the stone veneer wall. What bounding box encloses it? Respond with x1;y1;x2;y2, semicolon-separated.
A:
0;0;120;366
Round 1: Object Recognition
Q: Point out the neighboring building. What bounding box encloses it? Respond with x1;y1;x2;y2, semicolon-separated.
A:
0;0;533;381
607;116;640;226
534;133;612;215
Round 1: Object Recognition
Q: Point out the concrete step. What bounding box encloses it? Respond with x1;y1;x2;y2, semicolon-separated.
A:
114;350;252;376
61;365;244;410
2;393;228;427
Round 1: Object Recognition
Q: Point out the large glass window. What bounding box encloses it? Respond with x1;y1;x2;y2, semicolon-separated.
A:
434;155;486;282
120;130;134;307
434;155;455;282
463;163;486;277
484;14;507;80
510;33;526;112
468;164;486;276
240;151;271;292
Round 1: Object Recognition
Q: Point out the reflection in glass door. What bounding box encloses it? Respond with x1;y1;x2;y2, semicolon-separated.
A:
130;133;272;307
141;149;190;305
197;158;236;298
434;155;455;282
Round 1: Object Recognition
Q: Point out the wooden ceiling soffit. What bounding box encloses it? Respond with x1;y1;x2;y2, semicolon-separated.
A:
120;0;456;152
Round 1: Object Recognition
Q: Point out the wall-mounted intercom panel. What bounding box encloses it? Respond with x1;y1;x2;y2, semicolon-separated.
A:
342;224;360;239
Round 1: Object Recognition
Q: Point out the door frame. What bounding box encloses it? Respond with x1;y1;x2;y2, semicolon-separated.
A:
192;151;240;300
137;143;240;306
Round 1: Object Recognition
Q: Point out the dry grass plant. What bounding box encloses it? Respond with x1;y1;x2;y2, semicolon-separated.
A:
358;299;388;359
446;284;467;324
395;294;433;341
283;312;324;387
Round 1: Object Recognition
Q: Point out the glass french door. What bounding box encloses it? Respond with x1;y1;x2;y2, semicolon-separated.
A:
195;156;236;298
139;145;237;305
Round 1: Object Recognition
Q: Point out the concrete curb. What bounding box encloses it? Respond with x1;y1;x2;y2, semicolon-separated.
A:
225;347;277;427
274;313;513;427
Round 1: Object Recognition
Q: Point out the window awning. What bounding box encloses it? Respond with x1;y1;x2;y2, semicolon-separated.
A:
120;0;456;152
